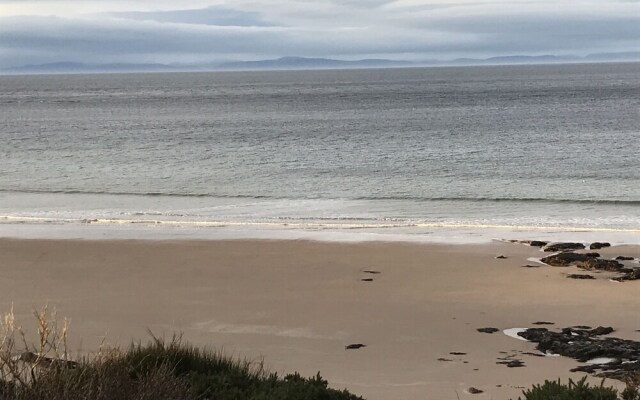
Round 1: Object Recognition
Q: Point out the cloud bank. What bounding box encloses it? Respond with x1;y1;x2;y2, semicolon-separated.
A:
0;0;638;68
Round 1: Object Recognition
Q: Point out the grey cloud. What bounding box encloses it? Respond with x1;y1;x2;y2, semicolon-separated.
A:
0;1;638;68
110;6;276;27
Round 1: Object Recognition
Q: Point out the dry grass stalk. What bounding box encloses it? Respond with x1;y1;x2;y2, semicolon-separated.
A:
0;305;73;385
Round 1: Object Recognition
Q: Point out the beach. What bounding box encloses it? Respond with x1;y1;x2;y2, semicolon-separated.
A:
2;238;639;399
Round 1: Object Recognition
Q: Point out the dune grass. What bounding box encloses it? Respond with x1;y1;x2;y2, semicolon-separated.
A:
0;307;363;400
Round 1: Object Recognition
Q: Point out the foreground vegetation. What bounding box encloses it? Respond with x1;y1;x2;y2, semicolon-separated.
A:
519;377;640;400
4;307;640;399
0;307;362;400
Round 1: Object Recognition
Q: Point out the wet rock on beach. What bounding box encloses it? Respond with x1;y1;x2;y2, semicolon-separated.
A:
543;242;586;252
577;258;624;272
517;326;640;379
540;252;598;267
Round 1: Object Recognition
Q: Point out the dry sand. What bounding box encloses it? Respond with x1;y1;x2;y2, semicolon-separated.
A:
1;238;639;399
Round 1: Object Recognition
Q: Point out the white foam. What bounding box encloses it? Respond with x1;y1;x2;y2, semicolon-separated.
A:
586;357;617;364
503;328;530;341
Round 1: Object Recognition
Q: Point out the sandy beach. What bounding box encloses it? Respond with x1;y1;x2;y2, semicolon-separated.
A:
1;238;639;399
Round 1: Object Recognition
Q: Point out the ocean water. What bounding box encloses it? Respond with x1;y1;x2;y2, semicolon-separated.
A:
1;63;639;243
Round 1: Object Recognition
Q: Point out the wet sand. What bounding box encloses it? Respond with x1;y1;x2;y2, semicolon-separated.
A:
1;238;639;399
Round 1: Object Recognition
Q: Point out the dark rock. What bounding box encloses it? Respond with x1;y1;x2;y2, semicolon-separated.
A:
517;327;549;341
532;321;555;325
590;242;611;250
468;387;484;394
477;327;499;334
345;344;367;350
363;270;381;274
530;241;548;247
615;256;635;261
577;258;624;272
437;357;452;362
589;326;614;336
567;274;596;280
585;252;601;258
360;278;374;282
612;269;640;282
521;264;541;268
496;359;525;368
541;252;595;267
572;325;592;329
496;255;507;259
449;352;467;355
516;326;640;380
543;242;586;252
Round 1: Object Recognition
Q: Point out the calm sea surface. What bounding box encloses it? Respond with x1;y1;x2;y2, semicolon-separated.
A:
1;63;639;242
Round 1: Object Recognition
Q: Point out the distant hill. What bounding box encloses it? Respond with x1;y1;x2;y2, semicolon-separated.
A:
450;55;580;65
2;52;638;75
216;56;413;70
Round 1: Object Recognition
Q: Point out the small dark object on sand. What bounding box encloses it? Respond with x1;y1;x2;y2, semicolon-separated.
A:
477;327;499;334
590;242;611;250
450;352;467;355
496;255;507;259
522;352;546;357
567;274;595;280
616;256;635;261
468;387;484;394
497;359;525;368
437;357;452;362
345;344;367;350
363;270;381;274
521;264;541;268
360;278;373;282
572;325;592;329
532;321;554;325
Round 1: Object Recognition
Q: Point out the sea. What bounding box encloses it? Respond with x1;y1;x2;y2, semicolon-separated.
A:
1;62;639;244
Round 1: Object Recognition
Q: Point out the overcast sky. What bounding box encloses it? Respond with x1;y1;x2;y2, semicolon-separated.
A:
0;0;638;68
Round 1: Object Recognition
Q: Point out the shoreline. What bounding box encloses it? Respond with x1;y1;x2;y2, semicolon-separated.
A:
2;221;640;246
1;238;639;399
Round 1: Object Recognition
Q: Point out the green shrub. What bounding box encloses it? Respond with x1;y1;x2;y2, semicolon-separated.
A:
124;336;363;400
0;309;363;400
520;377;618;400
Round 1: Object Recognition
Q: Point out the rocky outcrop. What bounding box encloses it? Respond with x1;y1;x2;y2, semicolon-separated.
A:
590;242;611;250
577;258;624;272
540;252;598;267
517;326;640;380
615;256;634;261
543;243;586;252
612;269;640;282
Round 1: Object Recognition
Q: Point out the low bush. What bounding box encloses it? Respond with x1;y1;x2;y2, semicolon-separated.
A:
0;307;363;400
519;376;640;400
